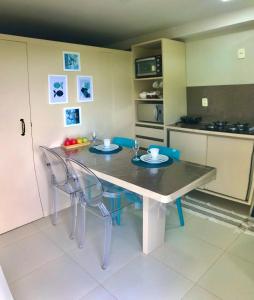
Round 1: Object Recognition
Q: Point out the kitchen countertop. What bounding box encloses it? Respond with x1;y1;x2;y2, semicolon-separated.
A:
166;123;254;140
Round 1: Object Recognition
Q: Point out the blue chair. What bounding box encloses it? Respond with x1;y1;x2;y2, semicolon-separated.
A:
148;144;184;226
112;136;135;149
103;137;142;224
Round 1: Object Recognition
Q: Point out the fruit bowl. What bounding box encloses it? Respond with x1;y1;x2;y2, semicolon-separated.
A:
62;137;90;150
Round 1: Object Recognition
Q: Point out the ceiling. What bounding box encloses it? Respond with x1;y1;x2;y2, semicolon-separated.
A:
0;0;254;47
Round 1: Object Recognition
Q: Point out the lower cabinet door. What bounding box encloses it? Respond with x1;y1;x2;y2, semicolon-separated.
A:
206;136;253;201
0;40;43;233
170;131;207;165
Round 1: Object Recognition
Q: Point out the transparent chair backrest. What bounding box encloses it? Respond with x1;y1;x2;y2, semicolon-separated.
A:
148;144;181;160
40;146;68;186
112;136;135;149
67;158;104;208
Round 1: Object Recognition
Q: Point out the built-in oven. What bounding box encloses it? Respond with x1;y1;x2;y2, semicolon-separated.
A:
137;102;163;124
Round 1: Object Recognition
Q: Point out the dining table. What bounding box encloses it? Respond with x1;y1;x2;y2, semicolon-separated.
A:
53;144;216;254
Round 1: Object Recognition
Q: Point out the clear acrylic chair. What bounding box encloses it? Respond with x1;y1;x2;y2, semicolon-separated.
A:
40;146;80;239
67;158;130;270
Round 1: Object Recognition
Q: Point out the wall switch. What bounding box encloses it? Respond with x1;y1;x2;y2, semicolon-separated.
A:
238;48;245;59
202;98;208;107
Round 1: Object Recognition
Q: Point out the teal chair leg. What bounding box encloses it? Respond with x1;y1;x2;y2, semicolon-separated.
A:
109;198;117;225
116;195;121;225
109;196;121;225
176;197;184;226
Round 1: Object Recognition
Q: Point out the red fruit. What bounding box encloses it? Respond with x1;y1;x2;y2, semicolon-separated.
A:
70;138;77;145
64;138;71;146
64;140;70;146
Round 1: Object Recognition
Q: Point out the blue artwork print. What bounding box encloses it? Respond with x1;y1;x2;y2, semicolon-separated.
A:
77;76;93;102
53;81;63;97
63;52;80;71
64;107;81;127
48;75;68;104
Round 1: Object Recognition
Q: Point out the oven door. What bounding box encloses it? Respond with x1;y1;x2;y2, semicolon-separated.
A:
136;57;156;78
137;103;163;124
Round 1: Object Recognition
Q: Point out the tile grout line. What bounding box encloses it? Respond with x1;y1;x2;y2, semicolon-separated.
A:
180;283;217;300
7;220;100;288
150;254;196;286
0;228;41;250
9;252;66;286
166;224;226;252
77;282;119;300
214;228;254;266
180;281;223;300
194;246;227;294
181;211;244;248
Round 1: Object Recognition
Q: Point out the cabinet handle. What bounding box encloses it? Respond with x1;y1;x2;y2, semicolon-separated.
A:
20;119;25;136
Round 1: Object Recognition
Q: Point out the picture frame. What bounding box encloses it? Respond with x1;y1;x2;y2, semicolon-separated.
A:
63;51;81;71
77;76;94;102
63;107;82;127
48;75;68;104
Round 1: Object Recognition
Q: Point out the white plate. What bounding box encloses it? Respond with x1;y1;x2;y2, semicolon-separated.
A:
94;144;119;151
140;154;169;164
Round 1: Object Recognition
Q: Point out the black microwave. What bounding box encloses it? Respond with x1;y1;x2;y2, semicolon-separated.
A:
135;55;162;78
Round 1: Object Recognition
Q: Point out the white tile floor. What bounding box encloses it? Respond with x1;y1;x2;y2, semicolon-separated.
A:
0;206;254;300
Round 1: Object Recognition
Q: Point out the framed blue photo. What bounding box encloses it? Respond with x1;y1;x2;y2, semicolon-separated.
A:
63;51;81;71
48;75;68;104
77;76;94;102
63;107;81;127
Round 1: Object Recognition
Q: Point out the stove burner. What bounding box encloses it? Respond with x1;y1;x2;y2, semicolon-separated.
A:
214;121;228;127
205;121;252;134
227;126;238;133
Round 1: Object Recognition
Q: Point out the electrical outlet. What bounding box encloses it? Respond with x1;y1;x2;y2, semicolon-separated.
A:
238;48;245;59
202;98;208;107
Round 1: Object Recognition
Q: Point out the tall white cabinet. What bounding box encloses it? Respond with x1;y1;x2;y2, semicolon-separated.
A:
132;38;186;148
0;40;43;233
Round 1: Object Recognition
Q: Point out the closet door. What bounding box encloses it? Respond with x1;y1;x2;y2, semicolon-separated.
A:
0;40;43;233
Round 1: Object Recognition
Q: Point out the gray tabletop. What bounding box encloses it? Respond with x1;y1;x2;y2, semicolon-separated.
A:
53;145;216;203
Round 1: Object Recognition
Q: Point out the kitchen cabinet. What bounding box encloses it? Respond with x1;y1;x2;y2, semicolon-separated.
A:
170;131;207;164
0;40;43;233
132;38;186;148
168;128;254;202
206;136;253;201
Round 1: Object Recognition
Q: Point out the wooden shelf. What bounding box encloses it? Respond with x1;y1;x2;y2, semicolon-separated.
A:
134;77;163;81
135;98;163;101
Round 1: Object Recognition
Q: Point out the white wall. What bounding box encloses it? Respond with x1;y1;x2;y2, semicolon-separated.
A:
0;34;133;216
27;39;133;215
186;28;254;86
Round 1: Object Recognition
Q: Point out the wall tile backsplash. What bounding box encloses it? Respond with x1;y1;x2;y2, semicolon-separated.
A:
187;84;254;124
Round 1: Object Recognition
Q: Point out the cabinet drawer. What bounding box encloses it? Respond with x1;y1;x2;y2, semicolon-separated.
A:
135;125;164;140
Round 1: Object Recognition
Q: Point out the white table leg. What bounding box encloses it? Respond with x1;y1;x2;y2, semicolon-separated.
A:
142;196;166;254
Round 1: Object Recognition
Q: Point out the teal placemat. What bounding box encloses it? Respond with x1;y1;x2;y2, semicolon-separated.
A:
131;156;173;168
89;146;122;154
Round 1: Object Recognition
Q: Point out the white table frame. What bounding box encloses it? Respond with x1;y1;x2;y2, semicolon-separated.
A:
55;146;216;254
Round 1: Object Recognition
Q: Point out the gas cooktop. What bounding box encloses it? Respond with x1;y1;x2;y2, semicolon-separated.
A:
177;121;254;135
204;121;254;135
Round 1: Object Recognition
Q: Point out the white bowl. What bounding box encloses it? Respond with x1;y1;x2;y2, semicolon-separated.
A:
139;92;147;99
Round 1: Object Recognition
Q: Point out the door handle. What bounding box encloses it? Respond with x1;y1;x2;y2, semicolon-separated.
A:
20;119;25;136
